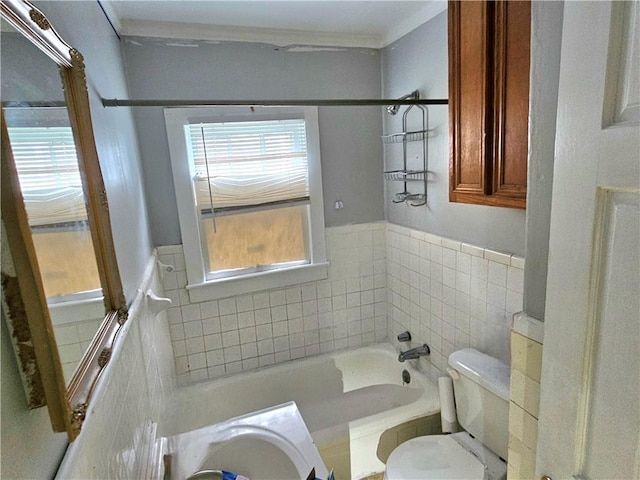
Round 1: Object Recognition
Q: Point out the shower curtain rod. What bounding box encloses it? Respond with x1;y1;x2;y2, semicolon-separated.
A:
2;101;67;108
101;98;448;107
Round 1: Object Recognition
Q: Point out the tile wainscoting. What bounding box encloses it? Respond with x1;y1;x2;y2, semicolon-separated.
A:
53;315;104;381
158;222;388;386
507;314;544;479
56;252;175;479
160;222;523;385
55;223;526;478
386;223;524;378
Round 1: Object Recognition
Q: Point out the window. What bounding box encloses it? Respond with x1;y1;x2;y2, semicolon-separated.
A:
5;107;101;303
165;106;327;301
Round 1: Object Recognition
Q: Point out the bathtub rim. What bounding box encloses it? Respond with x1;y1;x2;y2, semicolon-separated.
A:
170;342;428;390
162;341;441;440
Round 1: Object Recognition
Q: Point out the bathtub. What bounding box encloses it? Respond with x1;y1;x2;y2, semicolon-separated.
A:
161;343;440;479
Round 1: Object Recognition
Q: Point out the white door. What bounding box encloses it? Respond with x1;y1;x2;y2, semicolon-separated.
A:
536;1;640;479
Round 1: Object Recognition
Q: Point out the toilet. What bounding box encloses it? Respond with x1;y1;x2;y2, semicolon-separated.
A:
384;348;510;480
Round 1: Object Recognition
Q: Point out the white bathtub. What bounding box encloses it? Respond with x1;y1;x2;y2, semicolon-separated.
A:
161;343;440;478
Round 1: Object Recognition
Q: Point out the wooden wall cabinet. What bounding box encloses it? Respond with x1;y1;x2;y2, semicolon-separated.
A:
448;0;531;209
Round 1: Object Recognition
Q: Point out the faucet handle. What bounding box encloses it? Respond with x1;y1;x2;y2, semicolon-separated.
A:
397;331;412;342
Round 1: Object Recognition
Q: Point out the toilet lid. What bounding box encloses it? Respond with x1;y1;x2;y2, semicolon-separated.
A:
385;435;485;480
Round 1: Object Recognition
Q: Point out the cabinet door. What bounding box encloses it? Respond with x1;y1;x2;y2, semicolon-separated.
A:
492;0;530;207
448;0;530;209
448;0;493;200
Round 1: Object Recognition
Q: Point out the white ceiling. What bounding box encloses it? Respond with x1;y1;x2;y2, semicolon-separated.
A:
103;1;447;48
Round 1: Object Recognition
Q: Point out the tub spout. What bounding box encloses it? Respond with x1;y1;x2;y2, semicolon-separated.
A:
398;344;430;362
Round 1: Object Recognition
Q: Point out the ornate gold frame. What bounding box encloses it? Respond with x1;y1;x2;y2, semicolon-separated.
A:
1;0;127;440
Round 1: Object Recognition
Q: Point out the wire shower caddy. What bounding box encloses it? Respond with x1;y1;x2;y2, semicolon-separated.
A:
383;98;429;206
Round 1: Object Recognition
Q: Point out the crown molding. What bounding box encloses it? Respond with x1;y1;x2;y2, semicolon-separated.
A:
120;19;383;49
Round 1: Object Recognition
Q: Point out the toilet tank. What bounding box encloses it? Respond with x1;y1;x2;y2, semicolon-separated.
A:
448;349;510;459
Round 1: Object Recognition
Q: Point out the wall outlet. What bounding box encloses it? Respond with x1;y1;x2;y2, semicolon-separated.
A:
334;200;344;209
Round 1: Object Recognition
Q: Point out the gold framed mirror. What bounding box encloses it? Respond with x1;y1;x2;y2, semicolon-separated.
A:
0;0;126;440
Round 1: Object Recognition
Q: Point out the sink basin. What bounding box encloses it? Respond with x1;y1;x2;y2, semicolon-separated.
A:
164;402;328;480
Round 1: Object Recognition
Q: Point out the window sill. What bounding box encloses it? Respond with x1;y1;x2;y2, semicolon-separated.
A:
48;296;105;326
186;261;330;303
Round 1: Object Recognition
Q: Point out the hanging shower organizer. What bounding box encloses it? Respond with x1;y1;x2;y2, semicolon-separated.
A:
383;94;429;207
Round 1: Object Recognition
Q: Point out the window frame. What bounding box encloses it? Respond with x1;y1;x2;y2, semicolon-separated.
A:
165;106;328;302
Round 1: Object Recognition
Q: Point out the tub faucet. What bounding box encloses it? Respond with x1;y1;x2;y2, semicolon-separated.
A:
398;344;430;362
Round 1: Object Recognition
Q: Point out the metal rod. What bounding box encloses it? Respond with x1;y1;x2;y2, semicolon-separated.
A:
2;101;67;108
386;90;419;115
101;98;448;108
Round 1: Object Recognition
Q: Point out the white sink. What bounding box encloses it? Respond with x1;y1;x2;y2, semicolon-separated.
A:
164;402;328;480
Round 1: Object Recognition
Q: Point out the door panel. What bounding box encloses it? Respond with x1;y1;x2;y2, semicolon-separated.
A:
537;1;640;478
579;191;639;479
493;0;530;198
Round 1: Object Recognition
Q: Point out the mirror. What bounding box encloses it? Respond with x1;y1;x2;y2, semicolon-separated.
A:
0;0;126;440
2;27;105;384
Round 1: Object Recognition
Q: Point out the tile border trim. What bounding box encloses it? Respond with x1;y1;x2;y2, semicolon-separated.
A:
386;222;525;268
511;312;544;344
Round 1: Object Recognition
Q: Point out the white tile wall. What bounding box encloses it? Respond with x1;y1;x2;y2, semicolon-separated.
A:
56;252;175;479
53;317;103;380
161;221;523;385
386;223;524;376
158;222;388;386
56;223;524;477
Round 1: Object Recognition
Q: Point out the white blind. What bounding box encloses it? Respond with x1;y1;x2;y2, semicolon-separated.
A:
187;119;309;210
7;126;87;226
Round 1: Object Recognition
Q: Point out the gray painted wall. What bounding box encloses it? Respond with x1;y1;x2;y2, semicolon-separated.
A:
1;312;67;479
523;2;564;321
121;38;384;247
1;1;152;478
1;31;66;103
382;12;526;257
39;1;154;302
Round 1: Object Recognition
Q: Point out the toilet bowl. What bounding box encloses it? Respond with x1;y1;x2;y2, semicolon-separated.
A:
383;432;506;480
384;349;510;480
165;401;328;480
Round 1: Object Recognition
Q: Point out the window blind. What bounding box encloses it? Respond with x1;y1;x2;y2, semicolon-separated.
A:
187;119;309;210
7;126;87;226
